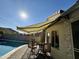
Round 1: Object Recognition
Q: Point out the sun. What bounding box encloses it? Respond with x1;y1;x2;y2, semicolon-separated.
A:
19;11;28;20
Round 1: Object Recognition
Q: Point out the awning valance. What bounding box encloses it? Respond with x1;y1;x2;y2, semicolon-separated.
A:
17;22;50;33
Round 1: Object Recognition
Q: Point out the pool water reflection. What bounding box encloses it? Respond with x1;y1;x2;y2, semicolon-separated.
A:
0;45;15;56
0;40;27;57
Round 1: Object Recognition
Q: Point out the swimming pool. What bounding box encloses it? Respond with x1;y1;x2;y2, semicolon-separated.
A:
0;45;15;56
0;40;26;57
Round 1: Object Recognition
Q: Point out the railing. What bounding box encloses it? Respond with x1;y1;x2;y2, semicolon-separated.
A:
74;48;79;52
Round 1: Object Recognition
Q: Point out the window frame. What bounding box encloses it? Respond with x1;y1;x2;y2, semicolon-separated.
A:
51;31;59;49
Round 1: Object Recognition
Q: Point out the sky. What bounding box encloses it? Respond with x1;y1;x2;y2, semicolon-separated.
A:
0;0;76;31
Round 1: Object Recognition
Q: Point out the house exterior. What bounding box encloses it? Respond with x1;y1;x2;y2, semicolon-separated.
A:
17;1;79;59
44;1;79;59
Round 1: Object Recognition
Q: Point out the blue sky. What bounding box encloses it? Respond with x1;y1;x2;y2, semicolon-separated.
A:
0;0;76;30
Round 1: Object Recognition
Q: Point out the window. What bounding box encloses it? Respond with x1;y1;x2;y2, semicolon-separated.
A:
47;33;50;43
51;31;59;48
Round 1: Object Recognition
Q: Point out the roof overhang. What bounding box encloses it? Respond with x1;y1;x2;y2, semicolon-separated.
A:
61;1;79;17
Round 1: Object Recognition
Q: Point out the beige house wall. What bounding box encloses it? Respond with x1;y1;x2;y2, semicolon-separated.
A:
45;19;73;59
45;8;79;59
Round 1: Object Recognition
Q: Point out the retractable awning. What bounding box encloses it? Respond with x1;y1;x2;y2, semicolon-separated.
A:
17;21;50;33
17;13;61;33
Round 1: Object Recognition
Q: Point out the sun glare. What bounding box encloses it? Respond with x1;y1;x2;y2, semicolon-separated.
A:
19;11;28;20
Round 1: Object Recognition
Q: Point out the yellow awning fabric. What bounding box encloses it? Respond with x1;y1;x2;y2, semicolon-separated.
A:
17;13;61;33
17;22;50;33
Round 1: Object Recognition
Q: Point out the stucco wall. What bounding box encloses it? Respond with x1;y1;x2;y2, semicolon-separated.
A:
45;7;79;59
69;8;79;23
45;19;73;59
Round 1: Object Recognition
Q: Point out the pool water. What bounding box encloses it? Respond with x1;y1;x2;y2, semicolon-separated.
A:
0;40;26;57
0;45;15;56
